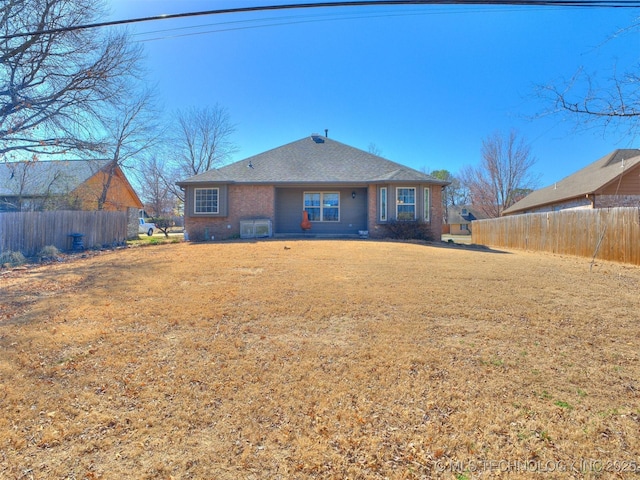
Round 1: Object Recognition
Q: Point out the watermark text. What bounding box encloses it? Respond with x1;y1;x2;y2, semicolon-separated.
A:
434;458;639;474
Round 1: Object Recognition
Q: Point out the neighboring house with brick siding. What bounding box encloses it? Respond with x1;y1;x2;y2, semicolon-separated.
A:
502;149;640;216
177;134;449;240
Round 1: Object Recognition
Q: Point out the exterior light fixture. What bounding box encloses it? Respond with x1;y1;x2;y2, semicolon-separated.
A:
352;191;356;199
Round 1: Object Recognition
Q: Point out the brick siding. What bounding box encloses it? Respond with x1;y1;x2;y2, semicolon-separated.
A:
186;185;275;241
596;195;640;208
523;195;640;213
186;183;445;241
367;184;444;240
430;185;444;239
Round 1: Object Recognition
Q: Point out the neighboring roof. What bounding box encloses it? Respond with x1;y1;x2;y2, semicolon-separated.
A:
447;205;489;224
503;149;640;215
0;159;111;196
177;135;449;186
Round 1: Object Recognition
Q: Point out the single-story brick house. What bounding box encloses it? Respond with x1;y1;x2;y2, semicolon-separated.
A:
177;134;449;240
503;149;640;216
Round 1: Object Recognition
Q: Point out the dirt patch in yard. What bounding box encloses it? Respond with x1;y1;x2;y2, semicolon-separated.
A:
1;240;639;479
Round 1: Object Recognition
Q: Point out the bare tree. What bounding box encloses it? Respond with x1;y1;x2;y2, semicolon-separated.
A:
368;143;383;156
0;0;142;159
429;169;469;223
539;20;639;139
132;154;179;237
134;155;174;218
461;131;540;218
542;68;640;138
175;105;237;175
169;104;237;201
94;89;159;210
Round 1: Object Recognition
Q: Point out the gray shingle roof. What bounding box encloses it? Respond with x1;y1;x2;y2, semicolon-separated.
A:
502;149;640;215
177;136;448;185
0;160;111;196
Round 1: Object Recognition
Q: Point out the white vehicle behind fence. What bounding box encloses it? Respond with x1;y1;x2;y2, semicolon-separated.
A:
139;218;155;236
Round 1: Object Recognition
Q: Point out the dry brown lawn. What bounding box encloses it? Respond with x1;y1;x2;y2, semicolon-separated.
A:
1;240;639;479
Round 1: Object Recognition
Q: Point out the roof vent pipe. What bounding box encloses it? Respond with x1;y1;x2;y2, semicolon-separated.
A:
324;129;328;138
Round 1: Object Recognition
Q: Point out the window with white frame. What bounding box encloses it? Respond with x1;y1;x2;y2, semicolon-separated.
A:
304;192;339;222
194;187;219;214
380;187;387;221
424;187;430;222
396;187;416;220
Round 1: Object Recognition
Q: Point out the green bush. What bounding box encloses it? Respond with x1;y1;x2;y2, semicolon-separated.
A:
0;250;27;267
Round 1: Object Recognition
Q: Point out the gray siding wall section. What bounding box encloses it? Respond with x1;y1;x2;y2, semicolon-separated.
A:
275;187;367;234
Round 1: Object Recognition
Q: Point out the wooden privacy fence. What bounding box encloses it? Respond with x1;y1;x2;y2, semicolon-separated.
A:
0;210;130;257
472;207;640;265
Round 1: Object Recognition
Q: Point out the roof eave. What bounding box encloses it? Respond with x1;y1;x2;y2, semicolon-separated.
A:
176;179;234;187
176;179;449;186
503;193;594;215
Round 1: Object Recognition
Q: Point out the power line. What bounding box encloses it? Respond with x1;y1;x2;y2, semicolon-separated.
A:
132;9;420;42
131;6;537;43
3;0;640;40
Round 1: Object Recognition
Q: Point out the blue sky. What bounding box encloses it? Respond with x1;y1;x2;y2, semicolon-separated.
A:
108;1;639;186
